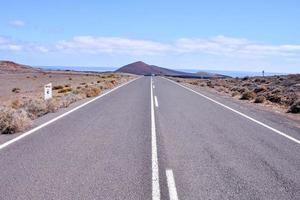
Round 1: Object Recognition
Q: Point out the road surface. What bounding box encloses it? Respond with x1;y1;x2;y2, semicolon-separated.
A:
0;76;299;200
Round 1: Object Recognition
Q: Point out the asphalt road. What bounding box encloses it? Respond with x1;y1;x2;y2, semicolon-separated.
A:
0;76;299;200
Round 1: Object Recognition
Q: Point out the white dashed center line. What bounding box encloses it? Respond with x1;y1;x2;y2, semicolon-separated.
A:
155;96;159;107
166;169;179;200
151;77;160;200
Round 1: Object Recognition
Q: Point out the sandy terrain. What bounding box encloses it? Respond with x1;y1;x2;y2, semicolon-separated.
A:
168;75;300;121
0;71;134;105
0;69;135;134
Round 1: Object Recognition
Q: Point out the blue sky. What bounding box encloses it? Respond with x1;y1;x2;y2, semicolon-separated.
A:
0;0;299;73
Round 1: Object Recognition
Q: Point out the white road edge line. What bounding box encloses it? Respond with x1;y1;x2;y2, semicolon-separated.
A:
166;169;179;200
162;77;300;145
0;77;141;151
151;77;161;200
155;96;159;107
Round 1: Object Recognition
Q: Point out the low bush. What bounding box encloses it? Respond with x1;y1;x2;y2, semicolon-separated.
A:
254;86;267;93
242;76;249;81
190;81;198;85
57;87;72;93
240;91;256;100
206;81;214;88
61;93;82;107
237;87;247;93
0;106;32;134
254;96;266;103
231;91;239;97
12;88;21;93
110;80;117;85
83;87;101;97
22;99;48;119
288;100;300;113
266;94;281;103
53;85;64;90
46;99;60;113
11;99;23;109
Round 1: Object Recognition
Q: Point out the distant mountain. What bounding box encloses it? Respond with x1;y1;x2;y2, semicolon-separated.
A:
115;61;228;78
115;61;185;76
0;60;40;74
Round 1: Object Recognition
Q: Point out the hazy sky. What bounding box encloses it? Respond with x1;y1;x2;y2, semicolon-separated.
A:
0;0;299;72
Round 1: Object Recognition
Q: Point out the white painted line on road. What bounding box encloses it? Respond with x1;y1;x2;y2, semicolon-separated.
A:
155;96;159;107
166;169;179;200
153;85;155;89
0;77;141;151
151;77;161;200
163;77;300;145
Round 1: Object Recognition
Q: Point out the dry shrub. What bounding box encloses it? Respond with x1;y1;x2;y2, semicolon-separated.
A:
0;106;32;134
110;80;117;85
103;81;114;89
11;99;23;109
288;100;300;113
206;81;214;88
240;91;256;100
217;87;224;92
53;85;64;90
254;96;266;103
46;99;60;113
61;93;82;107
12;88;21;93
266;93;281;103
237;87;247;93
22;99;48;119
83;87;101;97
231;91;239;97
58;87;72;93
189;81;198;85
254;86;267;93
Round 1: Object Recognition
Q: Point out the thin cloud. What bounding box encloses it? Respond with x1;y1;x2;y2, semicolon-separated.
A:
55;35;300;58
9;20;26;28
174;35;300;57
1;35;300;58
0;36;22;51
0;36;48;53
56;36;171;55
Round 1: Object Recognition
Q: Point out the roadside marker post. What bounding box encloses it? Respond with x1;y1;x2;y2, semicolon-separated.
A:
44;83;52;100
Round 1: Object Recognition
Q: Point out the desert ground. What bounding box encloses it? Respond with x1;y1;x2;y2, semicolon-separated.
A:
0;71;133;105
168;74;300;119
0;70;135;134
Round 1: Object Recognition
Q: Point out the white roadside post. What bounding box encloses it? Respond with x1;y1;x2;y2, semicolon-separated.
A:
44;83;52;100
